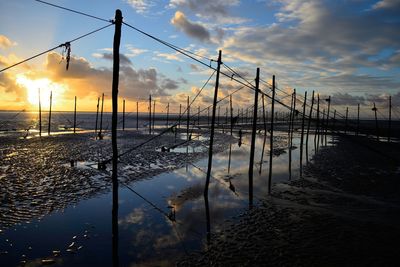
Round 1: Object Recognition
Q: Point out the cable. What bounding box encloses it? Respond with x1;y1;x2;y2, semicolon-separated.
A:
34;0;112;23
0;23;113;73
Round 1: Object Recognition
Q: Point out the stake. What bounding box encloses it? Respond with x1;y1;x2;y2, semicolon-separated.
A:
122;99;125;131
99;93;104;138
48;91;52;135
288;91;294;180
38;88;42;137
314;94;320;150
372;103;379;141
305;91;314;162
299;91;307;177
325;96;331;143
268;75;276;195
259;93;267;175
187;96;190;142
95;97;100;134
248;68;259;208
152;100;155;132
204;50;222;196
356;103;360;136
73;96;77;133
111;10;122;267
230;95;233;135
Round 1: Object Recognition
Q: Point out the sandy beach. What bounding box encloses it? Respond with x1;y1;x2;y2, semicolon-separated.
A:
178;135;400;266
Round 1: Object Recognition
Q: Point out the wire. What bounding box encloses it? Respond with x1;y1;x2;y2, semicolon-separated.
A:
34;0;112;23
0;23;113;73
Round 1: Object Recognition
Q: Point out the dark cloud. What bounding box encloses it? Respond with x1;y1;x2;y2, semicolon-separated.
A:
98;53;132;66
171;11;210;42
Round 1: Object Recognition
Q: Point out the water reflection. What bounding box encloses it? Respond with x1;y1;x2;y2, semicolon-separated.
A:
0;129;330;266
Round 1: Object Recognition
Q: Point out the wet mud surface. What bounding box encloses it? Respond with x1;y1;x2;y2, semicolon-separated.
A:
179;135;400;266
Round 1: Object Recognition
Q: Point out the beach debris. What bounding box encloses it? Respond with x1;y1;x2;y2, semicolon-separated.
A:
52;250;60;257
41;258;56;265
68;242;75;249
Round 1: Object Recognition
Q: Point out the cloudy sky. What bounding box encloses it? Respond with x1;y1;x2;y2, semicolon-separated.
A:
0;0;399;112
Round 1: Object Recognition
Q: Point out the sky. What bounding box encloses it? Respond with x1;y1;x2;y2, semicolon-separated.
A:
0;0;400;113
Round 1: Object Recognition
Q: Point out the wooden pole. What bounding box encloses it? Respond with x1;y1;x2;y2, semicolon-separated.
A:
149;94;152;135
122;99;125;131
259;93;267;174
48;91;52;135
136;101;139;130
95;96;100;134
111;10;122;267
73;96;77;133
99;93;104;138
299;91;307;177
333;110;337;132
230;95;233;135
204;50;222;196
314;94;320;150
38;88;42;137
388;96;392;142
356;103;360;136
288;91;294;180
305;91;314;162
372;103;379;141
268;75;276;195
248;68;259;208
325;96;331;143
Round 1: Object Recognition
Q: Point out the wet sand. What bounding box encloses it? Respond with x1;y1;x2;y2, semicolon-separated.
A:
178;135;400;266
0;130;232;229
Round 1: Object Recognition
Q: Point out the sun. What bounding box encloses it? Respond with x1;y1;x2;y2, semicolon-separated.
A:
16;74;66;109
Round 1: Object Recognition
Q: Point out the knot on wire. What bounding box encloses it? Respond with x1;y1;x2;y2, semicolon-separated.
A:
60;42;71;70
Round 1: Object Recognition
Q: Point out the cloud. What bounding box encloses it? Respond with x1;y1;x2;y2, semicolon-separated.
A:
125;44;148;57
125;0;155;14
171;11;211;42
0;35;16;49
372;0;400;9
95;52;132;66
168;0;246;24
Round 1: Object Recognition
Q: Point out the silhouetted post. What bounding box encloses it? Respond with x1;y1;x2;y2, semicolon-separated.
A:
288;92;294;180
268;75;276;195
204;50;222;197
204;194;211;246
388;96;392;142
111;10;122;267
372;103;379;141
148;95;152;134
38;88;42;137
325;96;331;142
152;100;156;132
248;68;259;208
95;97;100;134
99;93;104;138
356;103;360;136
122;99;125;131
320;109;325;146
259;93;267;174
305;91;314;162
73;96;77;133
166;102;169;128
187;96;190;141
48;91;52;135
345;107;349;134
314;95;320;149
136;101;139;130
299;91;307;177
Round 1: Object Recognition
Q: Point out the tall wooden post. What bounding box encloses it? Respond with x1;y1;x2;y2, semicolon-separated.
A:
288;91;294;180
99;93;104;138
299;91;307;177
111;10;122;267
325;96;331;143
372;103;379;141
305;91;314;162
259;93;267;174
314;94;320;149
345;107;349;135
230;95;233;135
148;95;152;134
122;99;125;131
95;96;100;134
268;75;276;195
136;101;139;130
248;68;259;208
73;96;77;133
356;103;360;136
388;96;392;142
38;88;42;137
48;91;52;135
204;50;222;196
